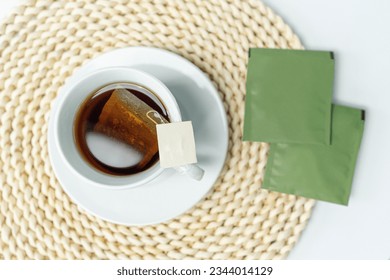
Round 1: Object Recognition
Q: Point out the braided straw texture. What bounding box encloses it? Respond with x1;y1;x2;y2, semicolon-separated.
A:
0;0;315;259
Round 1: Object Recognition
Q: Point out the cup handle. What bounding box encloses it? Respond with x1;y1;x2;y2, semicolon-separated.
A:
174;164;205;181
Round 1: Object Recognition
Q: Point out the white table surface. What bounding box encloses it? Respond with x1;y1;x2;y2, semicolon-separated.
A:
260;0;390;260
1;0;389;259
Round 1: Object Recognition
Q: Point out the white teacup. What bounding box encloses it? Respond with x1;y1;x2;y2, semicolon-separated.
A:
51;67;203;189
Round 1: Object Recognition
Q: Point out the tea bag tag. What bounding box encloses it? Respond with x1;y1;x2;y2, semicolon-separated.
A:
156;121;204;180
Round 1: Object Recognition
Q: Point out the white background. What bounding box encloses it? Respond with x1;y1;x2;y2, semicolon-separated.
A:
1;0;389;259
0;260;390;280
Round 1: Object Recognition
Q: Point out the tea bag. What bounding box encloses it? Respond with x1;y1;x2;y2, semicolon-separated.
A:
262;105;365;205
94;88;167;169
243;48;334;145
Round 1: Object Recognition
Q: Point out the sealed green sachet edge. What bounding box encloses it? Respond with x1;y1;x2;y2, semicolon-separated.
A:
262;105;365;205
243;48;334;145
248;48;334;60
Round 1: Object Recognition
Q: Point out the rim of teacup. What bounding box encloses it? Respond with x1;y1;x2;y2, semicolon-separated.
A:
51;67;182;190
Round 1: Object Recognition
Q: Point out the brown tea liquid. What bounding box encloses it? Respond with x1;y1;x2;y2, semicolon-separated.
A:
74;83;169;176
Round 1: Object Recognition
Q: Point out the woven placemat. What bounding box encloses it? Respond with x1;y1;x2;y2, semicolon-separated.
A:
0;0;315;259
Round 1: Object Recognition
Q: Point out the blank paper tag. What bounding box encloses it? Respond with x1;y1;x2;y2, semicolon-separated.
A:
156;121;197;168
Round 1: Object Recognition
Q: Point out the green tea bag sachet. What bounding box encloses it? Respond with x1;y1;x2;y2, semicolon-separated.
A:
243;48;334;145
263;105;365;205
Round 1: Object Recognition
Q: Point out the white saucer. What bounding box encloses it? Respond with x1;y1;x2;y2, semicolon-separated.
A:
48;47;228;225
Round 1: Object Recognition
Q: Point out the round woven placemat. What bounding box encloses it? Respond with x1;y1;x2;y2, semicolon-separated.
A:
0;0;315;259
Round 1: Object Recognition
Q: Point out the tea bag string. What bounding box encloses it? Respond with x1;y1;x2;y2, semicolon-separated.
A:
146;110;168;125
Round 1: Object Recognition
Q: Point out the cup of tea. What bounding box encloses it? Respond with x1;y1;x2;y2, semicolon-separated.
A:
51;67;203;189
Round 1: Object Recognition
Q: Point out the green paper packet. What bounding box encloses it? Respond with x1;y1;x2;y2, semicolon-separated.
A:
243;48;334;145
263;105;365;205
